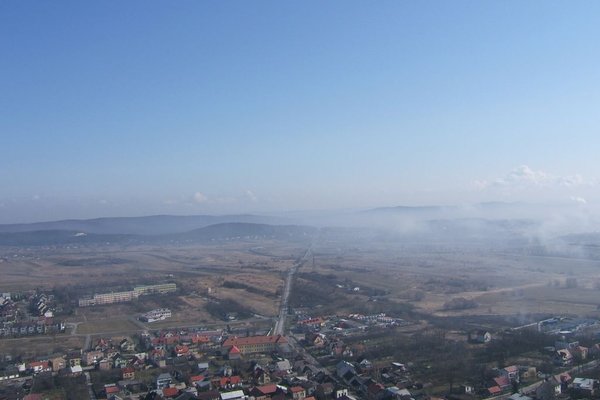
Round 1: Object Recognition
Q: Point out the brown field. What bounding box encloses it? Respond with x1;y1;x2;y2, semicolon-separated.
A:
0;239;301;346
0;334;85;359
3;234;600;347
306;239;600;322
76;318;140;335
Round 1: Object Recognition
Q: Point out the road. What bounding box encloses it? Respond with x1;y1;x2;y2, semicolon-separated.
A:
272;245;313;336
84;371;97;400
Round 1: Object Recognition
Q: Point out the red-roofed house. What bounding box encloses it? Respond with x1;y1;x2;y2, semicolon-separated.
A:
105;384;120;395
290;386;306;400
250;383;278;399
122;366;135;380
229;345;242;360
367;383;385;400
175;345;190;357
162;387;180;398
501;365;520;382
494;376;511;390
192;335;211;344
488;386;502;395
218;375;242;390
29;361;51;374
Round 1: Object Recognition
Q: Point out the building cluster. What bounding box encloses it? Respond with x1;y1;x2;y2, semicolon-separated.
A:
1;330;364;400
0;291;65;338
78;283;177;307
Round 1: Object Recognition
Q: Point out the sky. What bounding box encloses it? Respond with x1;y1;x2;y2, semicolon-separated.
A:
1;1;600;223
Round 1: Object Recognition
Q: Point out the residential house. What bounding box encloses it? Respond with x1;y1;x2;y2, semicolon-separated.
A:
252;365;271;385
214;376;241;391
84;350;104;366
458;385;474;394
554;349;573;366
519;366;537;382
198;362;210;372
493;375;511;391
555;340;579;350
571;377;598;397
336;361;356;384
571;345;589;360
29;361;51;374
228;346;242;360
99;358;112;371
66;351;82;367
487;386;502;396
468;330;492;344
50;356;66;372
162;387;180;398
197;391;221;400
157;372;173;389
290;386;306;400
366;382;385;400
536;378;562;400
122;367;135;380
105;384;120;397
119;338;135;353
175;345;190;357
315;383;334;400
501;365;520;383
249;384;277;400
275;359;291;373
112;354;128;369
190;375;205;386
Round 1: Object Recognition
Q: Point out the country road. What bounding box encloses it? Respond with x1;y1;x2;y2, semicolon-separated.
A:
272;245;313;336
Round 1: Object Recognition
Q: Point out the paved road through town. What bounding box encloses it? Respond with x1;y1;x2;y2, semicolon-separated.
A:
273;245;313;336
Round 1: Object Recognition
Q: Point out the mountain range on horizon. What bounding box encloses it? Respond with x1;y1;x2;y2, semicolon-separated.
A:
0;201;591;235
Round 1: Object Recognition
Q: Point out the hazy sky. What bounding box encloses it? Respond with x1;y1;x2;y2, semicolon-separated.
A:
2;1;600;223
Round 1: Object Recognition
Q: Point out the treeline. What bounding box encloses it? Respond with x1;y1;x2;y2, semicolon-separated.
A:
205;297;253;320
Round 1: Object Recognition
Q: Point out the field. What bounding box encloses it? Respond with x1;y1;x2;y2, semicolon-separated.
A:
0;239;307;358
3;230;600;358
297;237;600;326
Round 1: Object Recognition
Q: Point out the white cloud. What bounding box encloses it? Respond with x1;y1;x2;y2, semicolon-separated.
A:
245;190;258;202
193;192;209;203
570;196;587;204
477;165;592;190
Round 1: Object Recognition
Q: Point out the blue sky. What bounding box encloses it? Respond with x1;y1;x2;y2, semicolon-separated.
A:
1;1;600;222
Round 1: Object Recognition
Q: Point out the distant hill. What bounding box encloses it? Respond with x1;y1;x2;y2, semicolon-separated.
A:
0;222;317;247
175;222;318;241
0;230;136;247
0;214;294;235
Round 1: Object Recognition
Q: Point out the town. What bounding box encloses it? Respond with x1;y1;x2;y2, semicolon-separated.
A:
4;270;600;400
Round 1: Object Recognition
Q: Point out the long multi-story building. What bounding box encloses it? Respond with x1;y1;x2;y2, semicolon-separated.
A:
134;283;177;295
78;283;177;307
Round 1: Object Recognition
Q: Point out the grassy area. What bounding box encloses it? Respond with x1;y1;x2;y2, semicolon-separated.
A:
77;318;140;334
